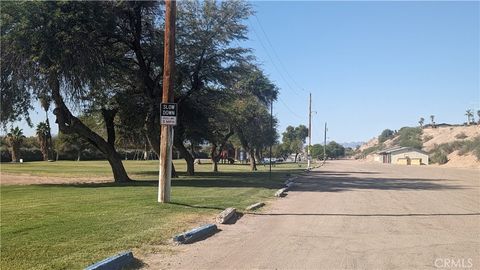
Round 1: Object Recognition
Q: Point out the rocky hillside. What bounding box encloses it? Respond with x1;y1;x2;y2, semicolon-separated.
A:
357;125;480;168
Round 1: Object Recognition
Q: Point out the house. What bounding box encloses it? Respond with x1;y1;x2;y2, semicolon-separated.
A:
374;146;429;165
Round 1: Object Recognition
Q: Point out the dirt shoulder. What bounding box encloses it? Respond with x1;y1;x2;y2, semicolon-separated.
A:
0;173;112;185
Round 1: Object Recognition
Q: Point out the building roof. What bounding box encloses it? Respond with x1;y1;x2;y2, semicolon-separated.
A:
376;146;428;155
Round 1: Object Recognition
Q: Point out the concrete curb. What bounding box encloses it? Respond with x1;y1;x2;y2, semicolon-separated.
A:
173;224;218;244
275;188;287;197
84;251;134;270
246;202;265;211
285;182;294;189
216;208;236;224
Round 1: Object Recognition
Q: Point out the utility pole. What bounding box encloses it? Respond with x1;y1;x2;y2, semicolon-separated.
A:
159;0;176;203
324;122;327;161
307;93;312;169
269;99;273;178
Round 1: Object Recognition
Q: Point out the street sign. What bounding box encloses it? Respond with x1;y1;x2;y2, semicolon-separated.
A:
161;103;177;125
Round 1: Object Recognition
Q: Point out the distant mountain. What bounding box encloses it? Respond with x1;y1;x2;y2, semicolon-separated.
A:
340;142;365;149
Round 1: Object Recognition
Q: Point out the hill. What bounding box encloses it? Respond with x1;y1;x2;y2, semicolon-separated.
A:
357;125;480;168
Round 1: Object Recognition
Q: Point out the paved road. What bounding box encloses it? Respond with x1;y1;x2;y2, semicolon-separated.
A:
144;160;480;269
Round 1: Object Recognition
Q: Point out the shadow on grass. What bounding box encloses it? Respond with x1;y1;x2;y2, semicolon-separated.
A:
35;170;297;189
168;202;225;211
32;168;463;193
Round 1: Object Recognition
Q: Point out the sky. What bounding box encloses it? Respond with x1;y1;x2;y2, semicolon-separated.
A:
10;1;480;145
243;1;480;144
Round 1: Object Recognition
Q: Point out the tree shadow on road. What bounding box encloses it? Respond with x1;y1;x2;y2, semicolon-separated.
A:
290;171;465;193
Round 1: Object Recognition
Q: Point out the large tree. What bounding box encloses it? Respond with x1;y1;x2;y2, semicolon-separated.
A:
282;125;308;162
1;1;131;182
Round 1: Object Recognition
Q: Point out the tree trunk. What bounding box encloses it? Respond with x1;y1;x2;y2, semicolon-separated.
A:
50;75;131;183
295;152;299;163
213;160;218;172
255;148;261;165
174;140;195;175
249;149;257;171
10;144;19;162
145;106;160;157
45;115;54;161
101;108;117;147
173;136;195;176
211;144;219;172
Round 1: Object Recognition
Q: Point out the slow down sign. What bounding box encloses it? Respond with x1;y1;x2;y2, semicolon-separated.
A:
161;103;177;126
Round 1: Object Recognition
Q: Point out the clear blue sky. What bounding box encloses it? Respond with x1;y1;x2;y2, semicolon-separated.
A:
244;1;480;144
12;1;480;145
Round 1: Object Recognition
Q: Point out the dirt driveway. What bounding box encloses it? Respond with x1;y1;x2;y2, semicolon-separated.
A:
143;160;480;270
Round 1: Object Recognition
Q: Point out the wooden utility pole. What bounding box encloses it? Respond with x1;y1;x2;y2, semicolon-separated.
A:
324;122;327;161
269;99;273;178
159;0;176;203
307;93;312;169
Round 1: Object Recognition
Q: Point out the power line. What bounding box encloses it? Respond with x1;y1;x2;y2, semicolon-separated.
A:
278;96;304;120
249;21;303;97
254;15;307;93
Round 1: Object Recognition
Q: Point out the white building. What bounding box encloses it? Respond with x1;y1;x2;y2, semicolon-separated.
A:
374;146;429;165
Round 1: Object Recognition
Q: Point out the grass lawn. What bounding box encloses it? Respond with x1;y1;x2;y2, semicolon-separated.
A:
0;160;305;270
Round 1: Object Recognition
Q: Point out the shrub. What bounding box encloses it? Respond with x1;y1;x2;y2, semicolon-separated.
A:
378;129;394;143
358;144;385;158
455;132;468;140
429;136;480;162
430;152;448;164
395;127;423;149
423;135;434;142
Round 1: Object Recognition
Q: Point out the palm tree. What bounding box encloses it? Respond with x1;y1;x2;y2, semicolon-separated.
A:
39;96;54;160
430;115;435;128
465;109;473;125
6;127;25;162
419;117;424;128
477;110;480;125
36;122;49;161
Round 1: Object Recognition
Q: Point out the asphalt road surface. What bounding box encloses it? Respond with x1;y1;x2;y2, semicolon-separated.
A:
144;160;480;270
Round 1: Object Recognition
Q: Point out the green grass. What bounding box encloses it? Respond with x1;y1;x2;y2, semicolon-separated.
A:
0;160;305;270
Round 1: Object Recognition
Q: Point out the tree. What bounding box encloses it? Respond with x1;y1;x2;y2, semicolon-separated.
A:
171;0;253;175
478;110;480;125
55;132;92;161
465;109;473;125
282;125;308;162
326;141;345;159
418;117;424;128
36;122;50;161
1;1;131;182
378;129;394;143
430;115;436;128
5;127;25;162
232;94;277;171
38;95;55;160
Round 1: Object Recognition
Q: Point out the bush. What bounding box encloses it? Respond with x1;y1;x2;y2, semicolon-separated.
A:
378;129;394;143
395;127;423;149
423;135;433;142
430;152;448;164
358;144;385;158
429;136;480;162
455;132;468;140
0;147;43;162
